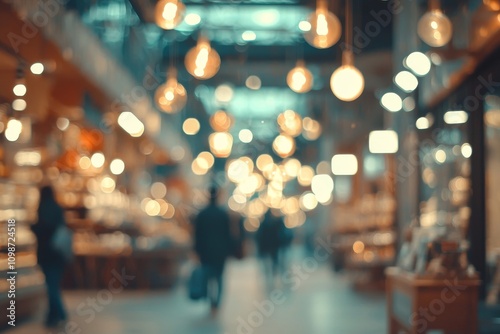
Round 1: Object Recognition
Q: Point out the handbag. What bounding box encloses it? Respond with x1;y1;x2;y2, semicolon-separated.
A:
51;225;74;263
188;265;207;301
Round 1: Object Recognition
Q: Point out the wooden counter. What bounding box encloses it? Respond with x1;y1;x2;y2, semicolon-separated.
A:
386;267;480;334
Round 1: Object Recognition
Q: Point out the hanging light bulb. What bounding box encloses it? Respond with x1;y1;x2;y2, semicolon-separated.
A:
330;0;364;102
273;134;296;158
155;0;186;30
209;132;233;158
287;60;314;93
330;55;364;101
417;0;453;47
303;0;341;49
155;68;187;114
185;36;221;80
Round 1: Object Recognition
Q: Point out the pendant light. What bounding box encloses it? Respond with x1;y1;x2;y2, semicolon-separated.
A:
154;68;187;114
287;60;314;93
303;0;342;49
330;0;364;102
417;0;453;47
155;0;186;30
185;35;221;80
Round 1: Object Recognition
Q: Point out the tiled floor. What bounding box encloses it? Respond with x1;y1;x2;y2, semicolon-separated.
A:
5;256;387;334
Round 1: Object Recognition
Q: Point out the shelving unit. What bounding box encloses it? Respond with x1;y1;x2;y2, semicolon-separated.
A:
0;179;45;328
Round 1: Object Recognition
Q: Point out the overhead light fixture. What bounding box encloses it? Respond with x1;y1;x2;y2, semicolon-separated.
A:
394;71;419;93
369;130;398;154
12;99;27;111
380;92;402;112
118;111;144;137
304;0;341;49
444;110;468;124
331;154;358;175
155;0;186;30
182;118;200;135
417;0;453;47
13;84;27;97
30;62;44;75
298;20;311;32
272;134;296;158
185;35;220;80
239;129;253;143
287;60;313;93
330;0;364;101
209;132;233;158
277;110;302;137
5;119;23;142
184;13;201;26
404;52;431;76
416;117;430;129
242;31;257;41
110;159;125;175
155;68;187;114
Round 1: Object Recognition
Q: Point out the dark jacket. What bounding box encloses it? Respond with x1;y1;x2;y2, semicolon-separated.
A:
194;203;232;266
31;198;66;266
256;212;287;256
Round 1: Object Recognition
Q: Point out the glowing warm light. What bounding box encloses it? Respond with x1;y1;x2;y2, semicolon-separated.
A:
444;110;468;124
304;0;341;49
215;84;234;103
311;174;334;202
197;151;215;169
100;176;116;194
277;110;302;137
300;192;318;211
12;99;27;111
284;158;301;178
298;165;315;186
369;130;398;154
416;117;430;129
256;154;273;171
298;20;311;32
316;161;330;175
239;129;253;143
151;182;167;199
14;151;41;166
91;152;105;168
5;119;22;141
210;110;233;132
185;36;220;80
118;111;144;137
461;143;472;158
191;159;208;175
30;62;44;75
242;31;257;41
155;0;186;30
331;154;358;175
417;9;453;47
272;134;296;158
404;52;431;76
145;199;161;216
394;71;418;93
155;69;187;114
302;117;322;140
403;97;416;111
353;241;365;254
13;84;27;97
287;61;313;93
183;118;200;135
227;159;251;183
56;118;70;131
184;13;201;25
79;156;91;170
435;149;447;164
245;75;261;90
110;159;125;175
381;92;402;112
330;64;364;101
209;132;233;158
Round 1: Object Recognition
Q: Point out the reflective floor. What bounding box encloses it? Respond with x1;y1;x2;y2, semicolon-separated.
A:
6;256;387;334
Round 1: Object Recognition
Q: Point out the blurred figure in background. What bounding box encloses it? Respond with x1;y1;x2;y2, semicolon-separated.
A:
256;210;289;290
31;185;68;328
193;186;233;315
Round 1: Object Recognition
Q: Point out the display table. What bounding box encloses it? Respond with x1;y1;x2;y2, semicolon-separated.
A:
386;267;480;334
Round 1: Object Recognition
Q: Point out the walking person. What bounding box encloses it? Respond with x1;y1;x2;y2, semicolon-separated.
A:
256;210;287;290
193;186;233;316
31;185;69;328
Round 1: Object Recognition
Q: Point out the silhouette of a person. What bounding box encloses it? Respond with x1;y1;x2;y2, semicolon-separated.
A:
193;187;233;314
